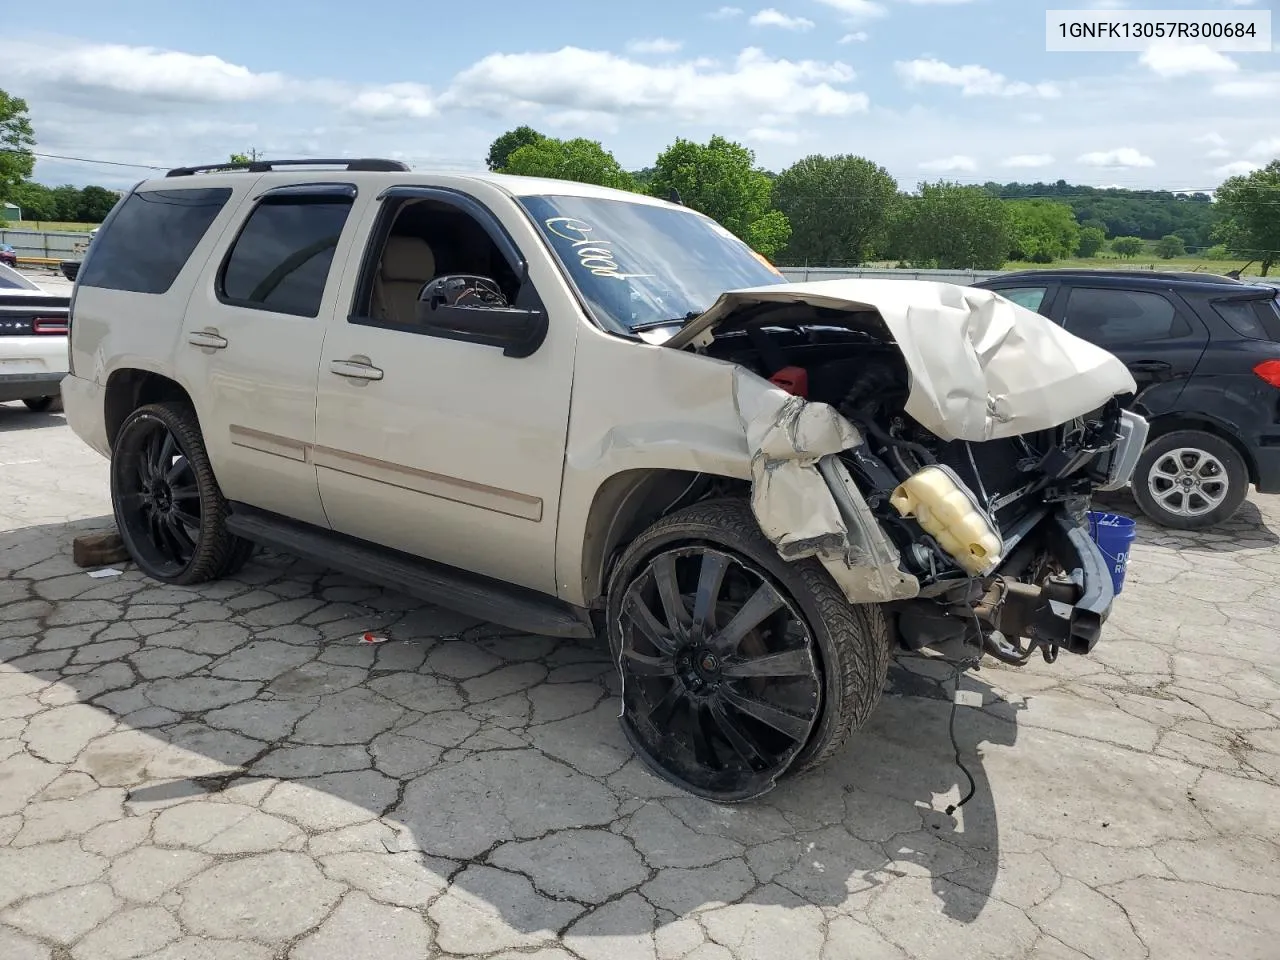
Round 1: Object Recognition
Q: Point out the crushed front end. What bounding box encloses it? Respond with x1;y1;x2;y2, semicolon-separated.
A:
672;279;1150;669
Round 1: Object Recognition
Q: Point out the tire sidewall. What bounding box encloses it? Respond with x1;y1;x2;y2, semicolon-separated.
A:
1133;430;1248;529
604;500;854;780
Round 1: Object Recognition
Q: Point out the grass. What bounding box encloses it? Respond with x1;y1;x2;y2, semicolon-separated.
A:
2;220;98;233
1002;255;1270;277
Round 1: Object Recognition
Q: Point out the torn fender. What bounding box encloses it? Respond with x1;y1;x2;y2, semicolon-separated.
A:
732;368;920;604
670;279;1138;443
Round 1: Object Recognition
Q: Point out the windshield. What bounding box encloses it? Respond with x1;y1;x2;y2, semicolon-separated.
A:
518;194;786;335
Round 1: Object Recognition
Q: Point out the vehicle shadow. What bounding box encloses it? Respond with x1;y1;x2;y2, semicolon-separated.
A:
0;401;66;433
1;516;1022;945
1093;488;1279;551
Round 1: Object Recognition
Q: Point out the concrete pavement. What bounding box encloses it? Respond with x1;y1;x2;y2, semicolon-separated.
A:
2;401;1279;960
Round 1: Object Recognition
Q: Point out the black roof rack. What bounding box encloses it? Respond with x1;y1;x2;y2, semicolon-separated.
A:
166;158;411;178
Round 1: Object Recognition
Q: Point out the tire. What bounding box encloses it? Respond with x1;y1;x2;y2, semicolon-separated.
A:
23;396;62;413
1131;429;1249;530
605;497;890;802
110;402;252;584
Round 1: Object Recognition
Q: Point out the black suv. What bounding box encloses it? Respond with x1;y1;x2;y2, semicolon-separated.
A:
972;270;1280;530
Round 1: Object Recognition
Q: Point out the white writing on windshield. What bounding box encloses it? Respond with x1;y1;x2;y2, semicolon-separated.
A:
544;217;654;280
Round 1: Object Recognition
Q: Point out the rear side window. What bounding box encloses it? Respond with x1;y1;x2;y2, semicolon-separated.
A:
78;188;231;295
1062;287;1191;345
995;286;1048;313
1212;296;1280;342
218;196;353;318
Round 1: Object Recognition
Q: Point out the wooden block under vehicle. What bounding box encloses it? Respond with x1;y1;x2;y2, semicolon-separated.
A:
73;530;130;568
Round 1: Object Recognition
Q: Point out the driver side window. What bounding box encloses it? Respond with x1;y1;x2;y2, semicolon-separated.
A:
354;196;523;329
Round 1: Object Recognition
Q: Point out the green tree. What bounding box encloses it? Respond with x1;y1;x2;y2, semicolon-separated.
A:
1;89;36;203
1006;199;1080;263
9;181;56;221
76;185;119;222
649;135;791;259
1111;236;1144;258
1077;226;1107;258
1213;160;1280;276
887;182;1011;269
1155;234;1186;259
486;126;545;172
502;137;637;191
229;152;250;164
771;154;898;266
49;185;82;222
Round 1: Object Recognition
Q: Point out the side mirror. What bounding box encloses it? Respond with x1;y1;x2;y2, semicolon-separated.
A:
415;274;547;358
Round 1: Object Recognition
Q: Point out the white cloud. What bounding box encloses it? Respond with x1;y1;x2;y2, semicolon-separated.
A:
815;0;887;20
1207;148;1232;159
747;127;800;144
839;31;869;43
1215;160;1261;176
1246;137;1280;158
1078;147;1156;168
626;38;683;55
749;8;815;29
896;0;977;4
1018;112;1045;124
1213;73;1280;98
1002;154;1055;168
1195;132;1228;147
895;58;1060;98
919;154;976;172
448;47;867;124
708;5;744;18
0;39;437;117
1139;43;1238;78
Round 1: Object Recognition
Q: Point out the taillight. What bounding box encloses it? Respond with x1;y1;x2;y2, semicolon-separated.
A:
33;318;68;335
1254;359;1280;388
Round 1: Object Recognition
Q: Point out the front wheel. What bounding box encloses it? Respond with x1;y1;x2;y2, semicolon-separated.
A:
605;498;889;802
1131;430;1248;530
110;402;252;584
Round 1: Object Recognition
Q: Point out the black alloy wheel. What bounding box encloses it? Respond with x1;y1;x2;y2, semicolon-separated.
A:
111;402;253;584
607;499;890;803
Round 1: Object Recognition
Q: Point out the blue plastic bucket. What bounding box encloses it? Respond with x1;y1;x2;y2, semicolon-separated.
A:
1088;512;1136;595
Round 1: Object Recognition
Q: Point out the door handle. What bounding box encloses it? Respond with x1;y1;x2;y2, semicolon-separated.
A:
188;330;228;350
330;357;384;381
1129;360;1171;374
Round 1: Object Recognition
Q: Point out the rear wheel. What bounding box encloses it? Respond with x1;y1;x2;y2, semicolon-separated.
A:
605;498;889;802
110;402;252;584
23;396;62;413
1132;429;1248;530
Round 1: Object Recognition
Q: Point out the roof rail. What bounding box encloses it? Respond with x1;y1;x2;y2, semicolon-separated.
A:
166;158;411;178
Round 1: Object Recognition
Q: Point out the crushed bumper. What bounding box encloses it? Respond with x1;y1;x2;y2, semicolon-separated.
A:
974;509;1115;656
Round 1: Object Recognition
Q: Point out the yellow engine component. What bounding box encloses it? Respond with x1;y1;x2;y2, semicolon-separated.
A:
889;466;1003;576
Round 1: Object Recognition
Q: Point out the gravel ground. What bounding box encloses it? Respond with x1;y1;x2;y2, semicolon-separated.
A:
1;382;1279;959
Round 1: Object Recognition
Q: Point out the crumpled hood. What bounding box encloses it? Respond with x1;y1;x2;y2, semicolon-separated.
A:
664;278;1138;443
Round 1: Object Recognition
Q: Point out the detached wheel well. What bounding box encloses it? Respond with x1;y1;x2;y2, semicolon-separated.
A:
579;469;749;607
1143;414;1257;486
104;370;196;448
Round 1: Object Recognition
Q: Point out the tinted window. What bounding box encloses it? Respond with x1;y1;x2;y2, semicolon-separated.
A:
79;189;231;294
1212;299;1269;340
996;286;1048;312
220;197;352;317
1063;287;1190;345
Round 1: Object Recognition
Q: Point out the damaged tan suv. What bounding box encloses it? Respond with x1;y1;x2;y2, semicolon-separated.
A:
62;158;1148;801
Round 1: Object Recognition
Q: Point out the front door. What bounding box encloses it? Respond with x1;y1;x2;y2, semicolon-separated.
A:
176;181;366;527
1051;285;1209;416
312;187;576;595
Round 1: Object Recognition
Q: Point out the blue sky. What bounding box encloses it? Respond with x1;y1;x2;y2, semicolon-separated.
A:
4;0;1277;192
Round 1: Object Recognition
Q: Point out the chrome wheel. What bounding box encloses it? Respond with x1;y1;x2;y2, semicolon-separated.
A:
616;545;824;801
1146;446;1229;519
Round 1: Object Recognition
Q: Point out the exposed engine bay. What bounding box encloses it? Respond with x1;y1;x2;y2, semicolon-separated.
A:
689;301;1141;668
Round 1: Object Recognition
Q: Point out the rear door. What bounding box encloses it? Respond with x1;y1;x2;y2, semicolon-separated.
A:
176;179;370;527
1050;284;1208;416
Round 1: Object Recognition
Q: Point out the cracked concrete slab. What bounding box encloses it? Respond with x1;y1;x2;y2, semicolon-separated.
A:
1;410;1278;958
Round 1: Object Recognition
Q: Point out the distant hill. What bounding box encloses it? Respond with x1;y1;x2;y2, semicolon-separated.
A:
983;180;1220;249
